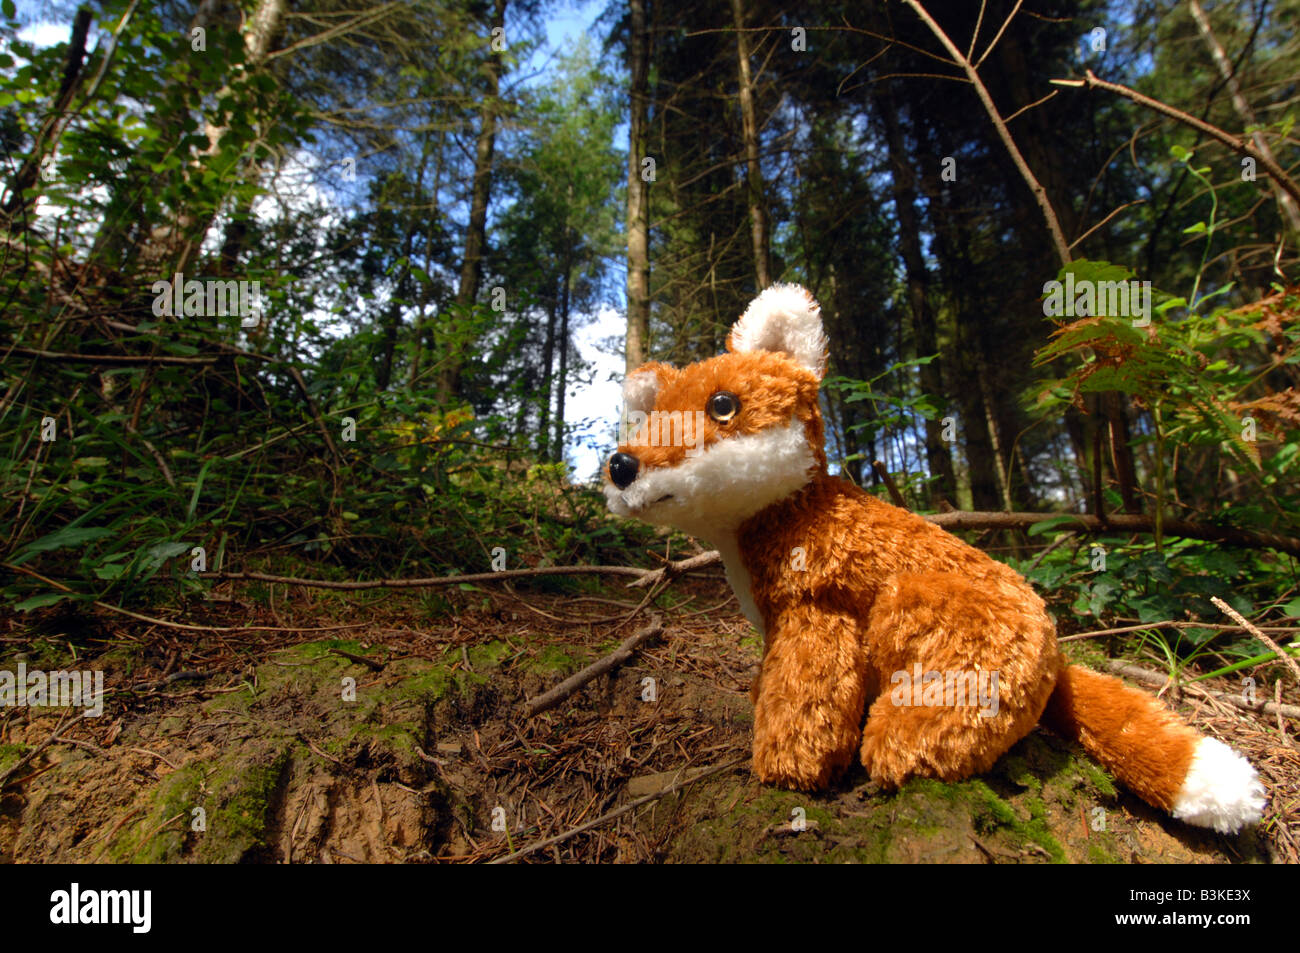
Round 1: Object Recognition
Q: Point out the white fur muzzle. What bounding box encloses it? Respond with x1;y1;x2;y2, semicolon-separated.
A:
603;416;816;539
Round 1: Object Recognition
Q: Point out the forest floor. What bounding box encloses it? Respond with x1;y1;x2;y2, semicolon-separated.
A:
1;565;1297;864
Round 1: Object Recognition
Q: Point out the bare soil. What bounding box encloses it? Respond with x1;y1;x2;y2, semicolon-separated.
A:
1;572;1295;863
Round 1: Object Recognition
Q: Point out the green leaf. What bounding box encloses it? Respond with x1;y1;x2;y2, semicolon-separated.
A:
14;525;115;560
14;592;70;612
1026;515;1082;537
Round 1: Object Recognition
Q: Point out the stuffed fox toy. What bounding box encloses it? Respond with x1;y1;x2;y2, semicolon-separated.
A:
605;283;1265;834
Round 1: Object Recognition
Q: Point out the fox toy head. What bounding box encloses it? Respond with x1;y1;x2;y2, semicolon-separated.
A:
603;284;830;539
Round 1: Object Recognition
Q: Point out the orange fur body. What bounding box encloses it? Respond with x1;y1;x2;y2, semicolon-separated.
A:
604;284;1264;831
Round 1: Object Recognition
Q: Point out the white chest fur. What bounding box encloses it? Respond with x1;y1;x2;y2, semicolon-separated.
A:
712;532;765;636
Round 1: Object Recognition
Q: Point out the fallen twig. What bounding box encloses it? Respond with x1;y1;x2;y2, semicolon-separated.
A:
1060;620;1298;642
488;756;747;864
523;619;665;717
1101;659;1300;718
126;670;208;692
328;648;386;672
0;710;91;791
1212;596;1300;689
625;552;721;589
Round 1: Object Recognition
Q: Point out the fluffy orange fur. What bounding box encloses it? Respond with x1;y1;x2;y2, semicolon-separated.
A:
605;284;1261;829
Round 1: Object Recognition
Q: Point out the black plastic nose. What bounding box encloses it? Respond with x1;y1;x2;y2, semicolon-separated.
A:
608;452;639;489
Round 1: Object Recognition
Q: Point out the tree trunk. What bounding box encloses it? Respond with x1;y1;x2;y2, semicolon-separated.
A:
439;0;507;403
1188;0;1300;234
136;0;287;275
554;240;573;463
1;7;93;229
877;81;956;506
1102;391;1143;514
624;0;651;373
730;0;770;290
538;295;558;458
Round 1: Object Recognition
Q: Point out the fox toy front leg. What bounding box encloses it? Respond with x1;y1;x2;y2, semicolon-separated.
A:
751;609;871;790
858;570;1060;787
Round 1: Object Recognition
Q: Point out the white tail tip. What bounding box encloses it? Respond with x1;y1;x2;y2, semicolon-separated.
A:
1171;737;1266;834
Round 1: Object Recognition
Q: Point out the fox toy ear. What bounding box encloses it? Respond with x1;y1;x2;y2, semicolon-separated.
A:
726;284;828;379
622;361;675;416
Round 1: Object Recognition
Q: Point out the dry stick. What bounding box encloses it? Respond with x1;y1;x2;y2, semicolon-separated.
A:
1102;659;1300;719
626;551;722;589
126;670;208;692
1025;530;1076;573
903;0;1070;265
488;756;747;864
523;620;664;718
925;510;1300;557
1061;620;1298;642
202;563;654;590
1211;596;1300;688
0;711;90;791
2;561;373;634
1051;69;1300;211
189;511;1300;596
328;648;385;672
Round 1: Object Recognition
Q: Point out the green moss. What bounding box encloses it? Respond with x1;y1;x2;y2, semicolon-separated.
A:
1088;841;1122;864
1074;757;1118;798
529;644;583;674
998;754;1039;791
467;640;513;670
197;746;292;863
963;779;1019;829
0;742;28;773
108;764;205;863
964;779;1065;863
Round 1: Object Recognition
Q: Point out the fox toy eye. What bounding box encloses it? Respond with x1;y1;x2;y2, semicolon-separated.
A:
707;390;741;423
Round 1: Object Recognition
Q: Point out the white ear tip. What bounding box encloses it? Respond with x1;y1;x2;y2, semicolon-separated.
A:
622;368;661;415
730;283;827;376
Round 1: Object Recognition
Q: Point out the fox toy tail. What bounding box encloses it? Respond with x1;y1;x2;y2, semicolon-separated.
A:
1041;665;1265;833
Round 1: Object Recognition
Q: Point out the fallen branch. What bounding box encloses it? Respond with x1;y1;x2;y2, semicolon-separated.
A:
1212;596;1300;688
625;551;721;589
0;711;91;791
1060;620;1298;642
201;564;654;589
488;756;747;863
924;510;1300;557
126;670;208;693
189;511;1299;599
523;619;664;717
328;648;386;672
1101;659;1300;719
